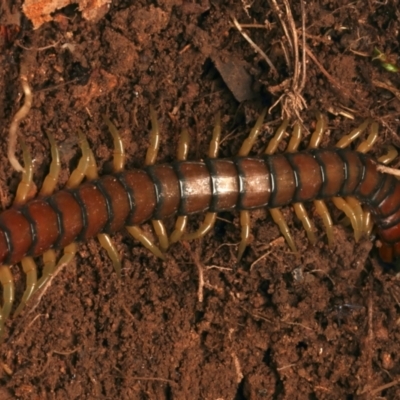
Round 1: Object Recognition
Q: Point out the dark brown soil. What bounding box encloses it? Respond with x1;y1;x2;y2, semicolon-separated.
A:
1;0;400;399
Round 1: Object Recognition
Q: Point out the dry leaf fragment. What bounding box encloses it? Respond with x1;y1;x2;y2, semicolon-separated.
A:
22;0;111;29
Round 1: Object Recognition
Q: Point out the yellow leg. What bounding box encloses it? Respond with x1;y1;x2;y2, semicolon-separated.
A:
39;132;61;197
314;199;334;246
270;208;297;253
102;115;126;172
13;257;37;317
36;250;56;291
97;234;121;278
65;130;91;189
0;265;14;340
332;197;361;242
183;213;217;240
356;122;378;153
286;121;302;153
170;216;187;244
36;244;77;292
293;203;317;244
14;139;34;205
335;119;370;149
238;210;250;260
238;109;267;156
151;220;169;252
307;111;327;149
264;118;288;155
145;105;161;166
378;145;398;164
126;226;165;260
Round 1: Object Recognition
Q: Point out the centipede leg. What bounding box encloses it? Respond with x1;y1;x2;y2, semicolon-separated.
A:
39;132;61;197
97;234;121;277
313;200;334;246
264;118;297;253
308;113;335;245
0;266;14;340
36;244;77;293
126;226;165;260
13;138;34;206
180;114;223;244
269;209;297;253
103;115;126;171
65;130;90;189
183;213;217;241
13;257;37;317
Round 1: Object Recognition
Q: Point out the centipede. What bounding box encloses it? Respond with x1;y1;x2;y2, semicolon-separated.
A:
0;107;399;340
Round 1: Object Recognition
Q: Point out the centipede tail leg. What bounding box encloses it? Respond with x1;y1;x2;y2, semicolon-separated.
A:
35;131;92;291
286;122;317;244
264;117;298;253
125;106;166;258
180;114;222;243
308;113;335;245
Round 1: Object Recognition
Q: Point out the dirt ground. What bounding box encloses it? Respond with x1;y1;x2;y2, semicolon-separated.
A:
1;0;400;399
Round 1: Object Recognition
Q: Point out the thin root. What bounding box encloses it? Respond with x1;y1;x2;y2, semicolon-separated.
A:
8;75;32;172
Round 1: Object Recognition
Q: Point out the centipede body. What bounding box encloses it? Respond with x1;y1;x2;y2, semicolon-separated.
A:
0;148;399;265
0;111;400;340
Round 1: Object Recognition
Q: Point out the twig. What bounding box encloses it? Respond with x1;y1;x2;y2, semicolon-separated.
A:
250;250;271;271
231;353;244;383
16;40;60;51
376;164;400;177
368;378;400;396
231;17;278;76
